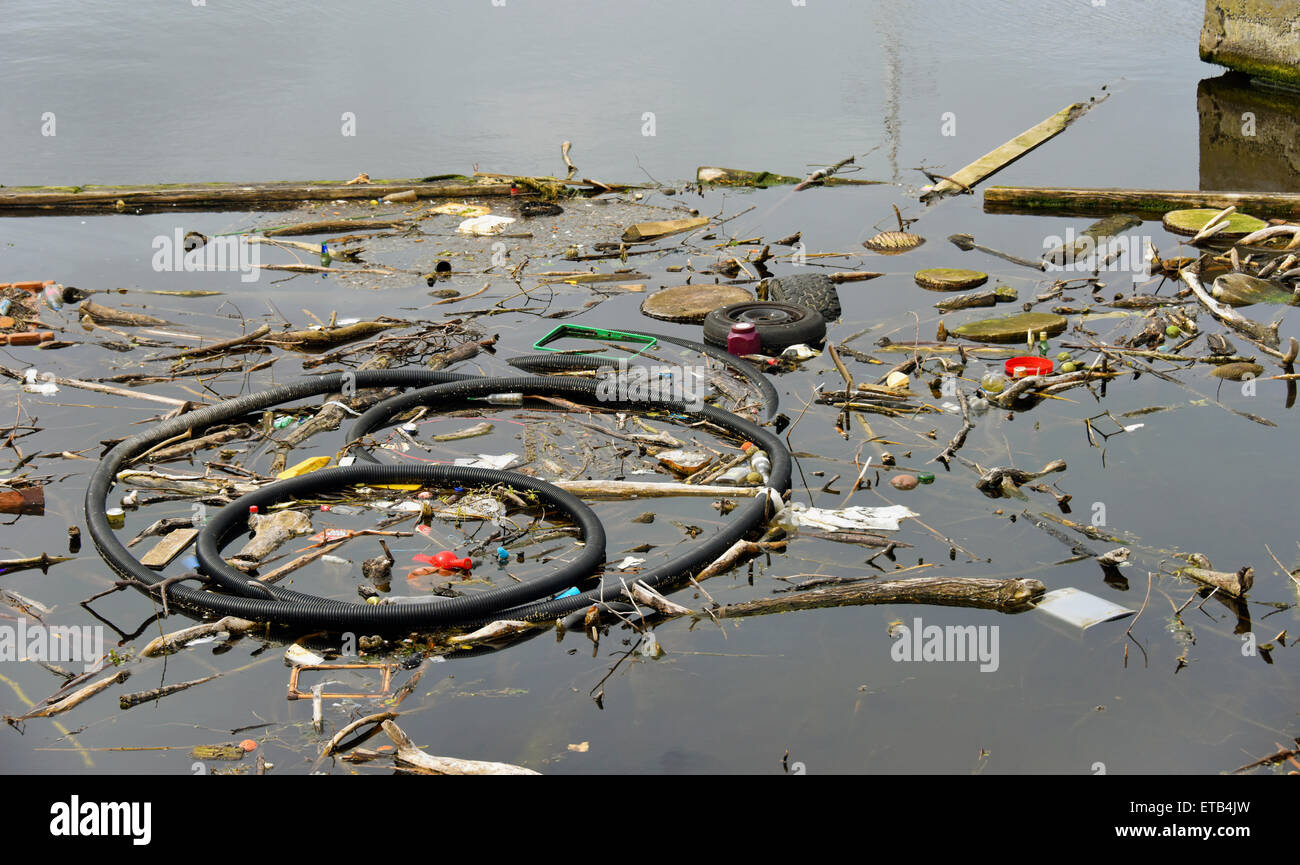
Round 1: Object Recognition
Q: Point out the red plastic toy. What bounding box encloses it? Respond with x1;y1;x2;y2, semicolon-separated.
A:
414;550;473;571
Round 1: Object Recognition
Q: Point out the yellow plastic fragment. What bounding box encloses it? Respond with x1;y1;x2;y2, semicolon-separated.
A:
276;456;331;480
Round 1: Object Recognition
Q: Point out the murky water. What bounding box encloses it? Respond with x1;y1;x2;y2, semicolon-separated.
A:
2;1;1298;775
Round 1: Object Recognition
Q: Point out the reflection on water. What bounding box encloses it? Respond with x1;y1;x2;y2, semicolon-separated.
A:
1199;73;1300;192
1;1;1297;777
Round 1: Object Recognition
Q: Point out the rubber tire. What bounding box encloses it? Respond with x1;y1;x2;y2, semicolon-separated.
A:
765;273;841;320
702;301;826;354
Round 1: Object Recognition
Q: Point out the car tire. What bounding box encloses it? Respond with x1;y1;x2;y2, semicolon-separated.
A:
702;301;827;354
764;273;841;320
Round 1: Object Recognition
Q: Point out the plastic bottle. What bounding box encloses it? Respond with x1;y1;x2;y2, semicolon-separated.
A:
481;393;523;406
979;372;1006;394
320;242;331;267
742;441;771;485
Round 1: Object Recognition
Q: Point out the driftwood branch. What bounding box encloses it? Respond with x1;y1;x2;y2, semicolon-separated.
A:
141;616;260;657
1180;268;1281;348
381;719;540;775
1175;565;1253;598
549;479;759;499
712;577;1045;618
5;670;130;723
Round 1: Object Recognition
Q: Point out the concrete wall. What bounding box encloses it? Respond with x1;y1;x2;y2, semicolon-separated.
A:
1200;0;1300;87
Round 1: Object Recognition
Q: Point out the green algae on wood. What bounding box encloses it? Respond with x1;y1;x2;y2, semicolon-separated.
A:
984;187;1300;219
0;177;505;215
640;284;752;323
914;268;989;291
935;286;1018;311
1162;208;1268;238
1210;361;1265;381
952;311;1068;344
1211;273;1296;307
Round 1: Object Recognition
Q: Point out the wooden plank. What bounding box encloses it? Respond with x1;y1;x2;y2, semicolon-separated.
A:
139;528;199;570
921;102;1098;202
984;186;1300;218
621;217;709;243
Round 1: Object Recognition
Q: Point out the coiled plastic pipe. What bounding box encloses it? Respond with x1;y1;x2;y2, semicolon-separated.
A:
86;342;787;632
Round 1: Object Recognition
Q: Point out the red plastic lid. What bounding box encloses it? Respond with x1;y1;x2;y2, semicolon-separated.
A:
730;322;756;334
1005;356;1053;378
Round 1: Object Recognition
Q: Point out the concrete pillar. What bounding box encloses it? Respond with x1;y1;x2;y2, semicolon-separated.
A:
1200;0;1300;88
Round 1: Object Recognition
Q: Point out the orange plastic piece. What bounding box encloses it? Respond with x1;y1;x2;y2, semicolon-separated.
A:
3;331;54;346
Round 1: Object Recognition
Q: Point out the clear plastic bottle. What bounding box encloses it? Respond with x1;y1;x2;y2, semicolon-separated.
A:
742;442;771;485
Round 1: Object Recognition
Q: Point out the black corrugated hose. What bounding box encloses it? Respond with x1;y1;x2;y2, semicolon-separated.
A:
85;332;788;632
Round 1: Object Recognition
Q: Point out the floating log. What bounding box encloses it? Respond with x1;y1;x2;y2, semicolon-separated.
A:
985;186;1300;218
146;425;252;462
0;552;71;575
697;166;883;188
80;300;169;327
1176;565;1253;598
548;479;758;499
141;616;260;657
260;219;407;237
1043;214;1142;265
935;287;1018;311
119;674;220;710
232;511;313;567
0;178;513;215
262;320;401;349
713;577;1045;618
1179;269;1281;348
5;671;130;722
381;720;540;775
828;271;885;284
